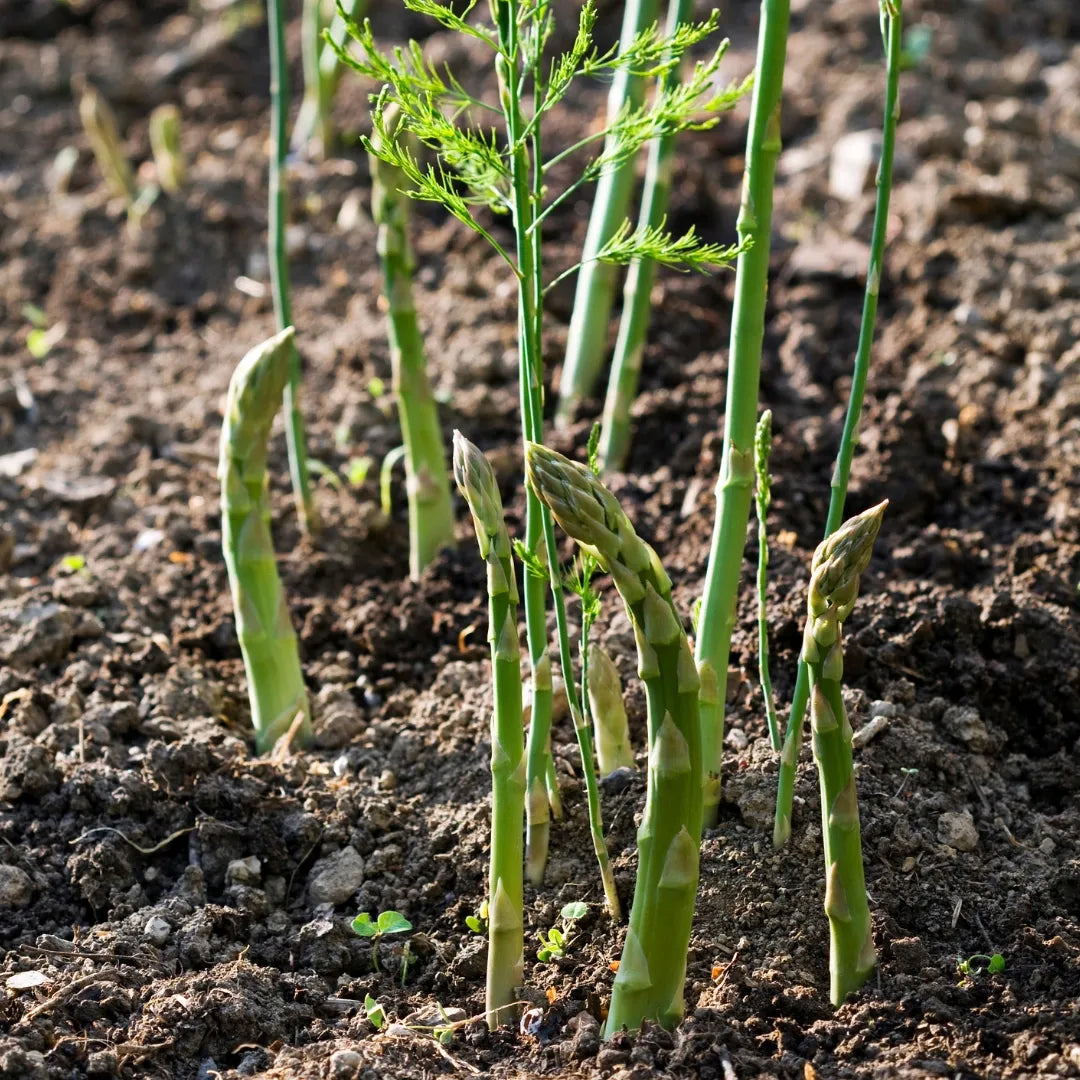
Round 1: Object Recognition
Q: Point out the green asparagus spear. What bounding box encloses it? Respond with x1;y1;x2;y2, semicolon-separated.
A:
149;104;185;194
753;410;780;749
219;328;312;755
370;107;456;579
525;443;702;1034
77;81;136;203
452;432;525;1029
801;500;886;1004
587;644;635;774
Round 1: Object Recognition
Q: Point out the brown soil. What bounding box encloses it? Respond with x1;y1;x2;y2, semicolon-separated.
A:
2;1;1079;1078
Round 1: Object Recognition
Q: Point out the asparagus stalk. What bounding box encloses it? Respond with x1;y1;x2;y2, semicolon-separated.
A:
753;410;780;750
293;0;369;156
801;501;886;1003
597;0;691;472
695;0;790;828
525;443;702;1034
76;81;136;203
369;107;456;579
452;433;525;1028
774;0;902;848
555;0;659;429
587;644;635;774
219;328;312;755
148;104;185;194
267;0;317;535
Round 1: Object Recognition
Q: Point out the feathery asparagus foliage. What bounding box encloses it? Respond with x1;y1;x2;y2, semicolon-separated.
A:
369;107;456;579
525;443;702;1035
294;0;369;156
753;410;780;750
774;0;903;848
587;643;634;774
695;0;790;829
219;328;312;755
148;104;185;194
338;0;741;885
598;0;700;470
800;501;887;1003
452;432;525;1028
555;0;657;429
267;0;317;535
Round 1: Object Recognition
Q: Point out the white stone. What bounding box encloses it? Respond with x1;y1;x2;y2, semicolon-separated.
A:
938;810;979;852
829;130;882;201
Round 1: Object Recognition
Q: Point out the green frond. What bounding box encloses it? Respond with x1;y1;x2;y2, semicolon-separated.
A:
595;216;749;273
603;10;722;78
540;0;599;115
402;0;497;47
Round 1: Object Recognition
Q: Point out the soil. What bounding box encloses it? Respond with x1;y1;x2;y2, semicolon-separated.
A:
2;1;1079;1078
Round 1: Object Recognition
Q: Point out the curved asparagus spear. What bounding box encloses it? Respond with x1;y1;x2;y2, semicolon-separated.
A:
587;644;635;774
370;107;456;579
525;443;702;1035
219;328;312;755
452;433;525;1029
801;500;886;1004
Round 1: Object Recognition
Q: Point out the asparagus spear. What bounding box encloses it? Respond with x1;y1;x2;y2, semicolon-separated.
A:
76;81;136;203
149;104;185;194
774;0;903;849
525;443;702;1034
369;107;456;580
452;433;525;1029
801;501;887;1004
587;644;635;774
219;328;312;755
753;410;780;750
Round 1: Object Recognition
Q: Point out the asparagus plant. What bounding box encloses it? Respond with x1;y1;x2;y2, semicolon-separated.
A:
452;433;524;1028
525;443;702;1034
76;81;136;203
753;410;780;750
775;0;903;847
800;500;887;1003
337;0;744;885
555;0;658;429
219;328;312;755
293;0;369;156
695;0;790;828
369;107;456;579
587;643;635;774
266;0;317;534
148;104;185;194
598;0;696;471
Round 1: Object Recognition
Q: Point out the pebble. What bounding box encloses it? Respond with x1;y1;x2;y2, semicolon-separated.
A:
570;1011;601;1059
938;810;979;852
143;915;172;946
329;1050;362;1079
942;705;993;753
226;856;262;886
377;769;397;791
0;863;34;907
829;130;882;201
308;847;366;906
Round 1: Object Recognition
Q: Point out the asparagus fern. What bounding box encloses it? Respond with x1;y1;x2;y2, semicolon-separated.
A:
526;443;702;1034
452;433;525;1028
219;328;312;755
800;501;887;1003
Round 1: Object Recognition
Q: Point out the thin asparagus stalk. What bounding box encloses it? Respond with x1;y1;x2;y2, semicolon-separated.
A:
452;432;525;1028
525;443;702;1034
267;0;317;535
800;500;887;1003
598;0;691;472
753;410;780;750
696;0;790;829
369;107;456;579
587;644;635;774
77;81;136;203
774;0;902;848
219;328;312;755
555;0;659;429
149;104;185;194
293;0;369;156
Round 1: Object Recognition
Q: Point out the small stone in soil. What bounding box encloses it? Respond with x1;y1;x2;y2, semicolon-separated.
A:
329;1049;362;1079
143;915;171;946
308;847;366;906
226;855;262;886
938;810;979;852
0;863;34;907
